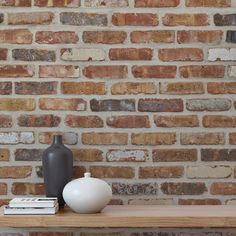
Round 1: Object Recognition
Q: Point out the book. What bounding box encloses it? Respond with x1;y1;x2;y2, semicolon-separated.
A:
9;197;58;208
4;203;59;215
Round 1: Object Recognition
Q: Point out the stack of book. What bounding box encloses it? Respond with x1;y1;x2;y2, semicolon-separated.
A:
4;197;59;215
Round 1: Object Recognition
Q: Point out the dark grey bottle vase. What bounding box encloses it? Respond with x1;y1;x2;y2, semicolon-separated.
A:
42;135;73;208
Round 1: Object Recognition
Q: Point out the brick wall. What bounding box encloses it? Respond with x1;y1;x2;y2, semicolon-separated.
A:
1;0;236;212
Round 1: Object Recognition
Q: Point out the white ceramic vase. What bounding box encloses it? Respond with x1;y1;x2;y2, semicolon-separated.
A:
62;172;112;214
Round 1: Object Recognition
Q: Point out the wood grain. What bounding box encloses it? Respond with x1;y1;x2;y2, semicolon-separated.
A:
1;205;236;228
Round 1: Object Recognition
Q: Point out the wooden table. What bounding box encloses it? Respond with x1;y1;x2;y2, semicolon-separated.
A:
1;205;236;228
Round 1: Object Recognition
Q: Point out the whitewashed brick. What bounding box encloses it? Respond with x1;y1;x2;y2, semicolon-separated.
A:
229;66;236;77
208;48;236;61
0;132;34;144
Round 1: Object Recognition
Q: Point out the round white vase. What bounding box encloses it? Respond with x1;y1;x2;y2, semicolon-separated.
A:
62;172;112;214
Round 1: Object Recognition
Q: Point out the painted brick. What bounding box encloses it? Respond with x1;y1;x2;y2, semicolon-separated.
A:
0;132;34;144
65;115;103;128
214;13;236;26
0;82;12;95
135;0;180;7
0;98;35;111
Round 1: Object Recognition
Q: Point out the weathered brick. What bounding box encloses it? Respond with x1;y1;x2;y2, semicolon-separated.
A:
109;48;153;60
39;98;86;111
0;82;12;95
0;0;31;6
208;82;236;94
187;165;232;179
131;31;175;43
36;31;78;44
179;65;225;78
214;13;236;26
135;0;179;7
112;183;158;195
181;133;225;145
12;183;44;195
211;182;236;195
226;199;236;205
73;149;103;162
226;31;236;43
65;115;103;128
73;166;86;178
131;133;176;145
90;166;134;179
160;82;204;94
161;182;207;195
106;149;148;162
34;0;80;7
15;82;57;95
12;49;56;61
61;82;106;95
0;115;12;128
90;99;135;112
61;48;105;61
154;115;199;127
0;132;34;144
186;98;231;111
0;49;7;60
60;12;107;26
186;0;230;7
0;65;34;77
83;31;127;44
82;132;128;145
208;48;236;61
203;115;236;128
18;115;61;127
201;149;236;161
138;99;183;112
84;0;128;7
229;66;236;77
0;166;32;178
179;198;221;205
132;65;176;78
107;116;150;128
159;48;204;61
177;30;223;44
0;149;10;161
153;149;197;162
139;166;184;178
39;132;78;145
8;12;54;25
0;98;35;111
229;133;236;144
83;65;128;79
0;183;7;195
163;14;210;26
111;82;157;95
15;149;43;161
112;13;158;26
39;65;79;78
0;29;32;44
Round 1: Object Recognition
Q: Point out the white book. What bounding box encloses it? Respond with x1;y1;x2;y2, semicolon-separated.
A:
4;203;59;215
9;197;58;208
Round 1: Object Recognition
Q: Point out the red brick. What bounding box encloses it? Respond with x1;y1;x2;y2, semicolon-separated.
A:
90;166;134;179
109;48;153;60
0;166;32;178
61;82;106;95
135;0;180;7
163;14;210;26
154;115;199;127
34;0;80;7
82;132;128;145
65;115;103;128
0;98;35;111
186;0;230;7
73;149;103;162
131;133;176;145
177;30;223;44
229;133;236;145
208;82;236;94
0;82;12;95
112;13;158;26
0;49;7;60
73;166;86;178
0;183;7;195
83;31;127;44
179;198;221;205
0;29;32;44
211;182;236;195
106;116;150;128
131;31;175;43
12;183;44;195
39;98;86;111
85;0;128;7
180;65;225;78
0;0;31;6
159;48;204;61
0;149;10;161
36;31;78;44
83;65;128;79
8;12;54;25
39;65;79;78
0;115;12;128
0;65;34;77
0;199;10;206
132;65;176;78
30;233;72;236
203;115;236;128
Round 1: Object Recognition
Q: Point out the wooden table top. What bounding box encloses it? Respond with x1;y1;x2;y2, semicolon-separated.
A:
1;205;236;228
